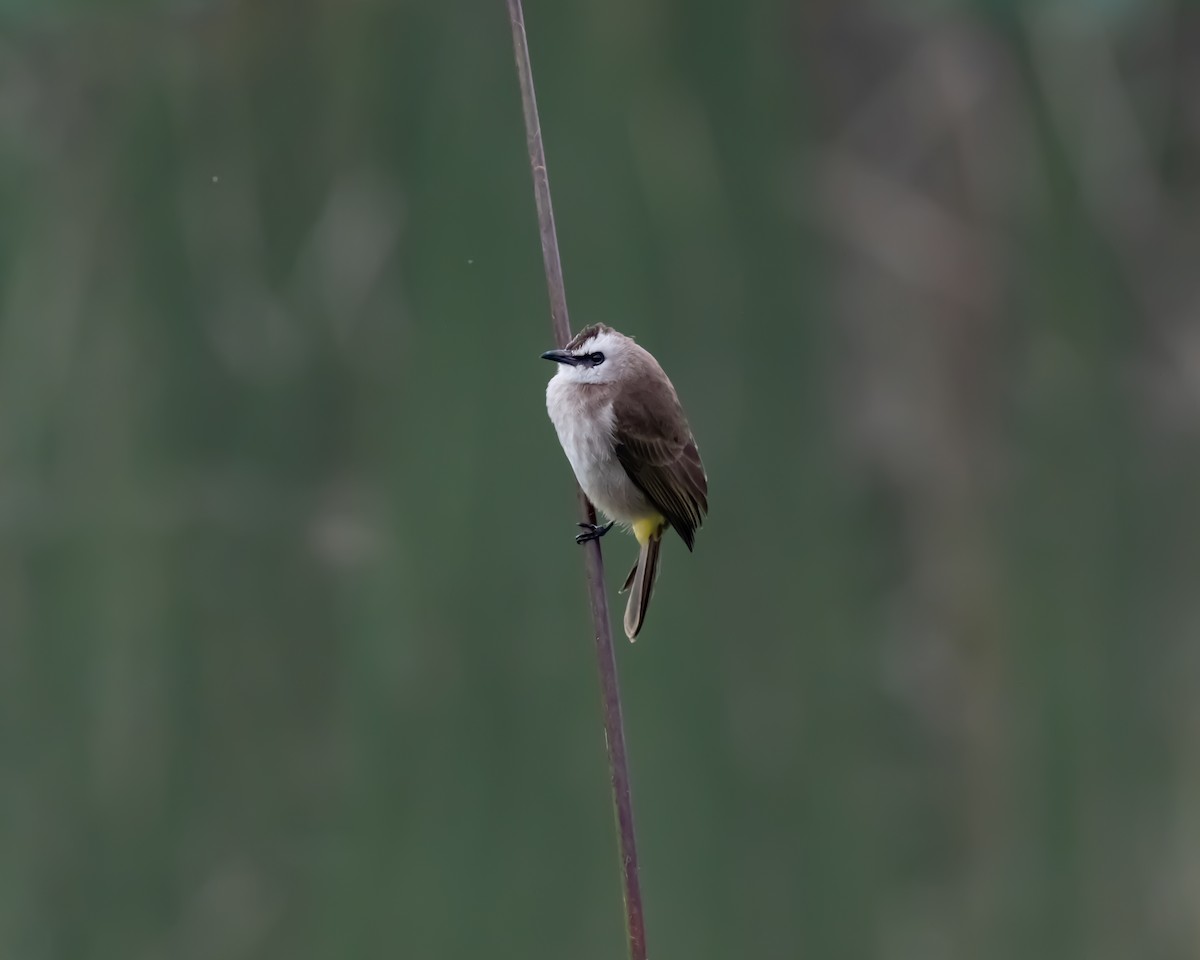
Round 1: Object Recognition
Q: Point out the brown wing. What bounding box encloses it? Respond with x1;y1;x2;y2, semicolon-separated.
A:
613;379;708;551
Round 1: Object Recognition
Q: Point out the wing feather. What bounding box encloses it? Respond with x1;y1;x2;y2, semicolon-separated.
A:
612;379;708;550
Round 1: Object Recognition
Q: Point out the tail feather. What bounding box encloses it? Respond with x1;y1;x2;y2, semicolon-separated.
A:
621;558;638;593
623;534;662;641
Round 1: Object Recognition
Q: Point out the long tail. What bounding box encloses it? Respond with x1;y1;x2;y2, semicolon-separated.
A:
621;533;662;641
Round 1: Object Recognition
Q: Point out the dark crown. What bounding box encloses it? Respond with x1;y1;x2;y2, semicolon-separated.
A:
564;323;613;352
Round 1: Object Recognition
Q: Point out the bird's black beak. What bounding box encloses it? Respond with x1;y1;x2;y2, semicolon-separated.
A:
540;349;580;366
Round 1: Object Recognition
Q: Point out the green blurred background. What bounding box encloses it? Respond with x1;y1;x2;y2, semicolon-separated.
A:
3;0;1199;957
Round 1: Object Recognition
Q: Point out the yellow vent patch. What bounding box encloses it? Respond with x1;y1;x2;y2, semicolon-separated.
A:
631;515;665;546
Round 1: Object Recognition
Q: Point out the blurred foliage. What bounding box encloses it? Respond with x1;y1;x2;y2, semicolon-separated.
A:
2;0;1199;958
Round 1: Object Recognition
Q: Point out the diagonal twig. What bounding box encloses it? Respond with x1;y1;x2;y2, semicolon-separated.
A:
506;3;648;958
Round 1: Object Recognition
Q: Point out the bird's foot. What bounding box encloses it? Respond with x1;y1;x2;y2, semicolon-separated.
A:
575;521;615;544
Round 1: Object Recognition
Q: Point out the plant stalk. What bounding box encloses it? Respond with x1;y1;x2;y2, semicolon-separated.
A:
505;3;648;957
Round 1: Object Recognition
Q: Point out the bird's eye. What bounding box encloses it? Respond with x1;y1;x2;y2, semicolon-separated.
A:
590;352;605;365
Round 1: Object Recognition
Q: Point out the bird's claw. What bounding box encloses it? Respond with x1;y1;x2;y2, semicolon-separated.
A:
575;521;614;544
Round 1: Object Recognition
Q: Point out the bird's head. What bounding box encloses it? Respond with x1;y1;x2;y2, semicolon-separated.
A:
540;324;637;385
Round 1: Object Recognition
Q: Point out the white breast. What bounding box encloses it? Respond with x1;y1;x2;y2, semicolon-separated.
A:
546;377;653;523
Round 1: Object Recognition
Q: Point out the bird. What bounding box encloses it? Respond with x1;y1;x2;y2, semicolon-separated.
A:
541;323;708;640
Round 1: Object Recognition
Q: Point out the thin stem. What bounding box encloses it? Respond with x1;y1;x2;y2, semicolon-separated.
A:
506;3;648;958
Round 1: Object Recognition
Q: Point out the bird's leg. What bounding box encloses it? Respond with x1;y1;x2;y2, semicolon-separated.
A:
575;520;615;544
